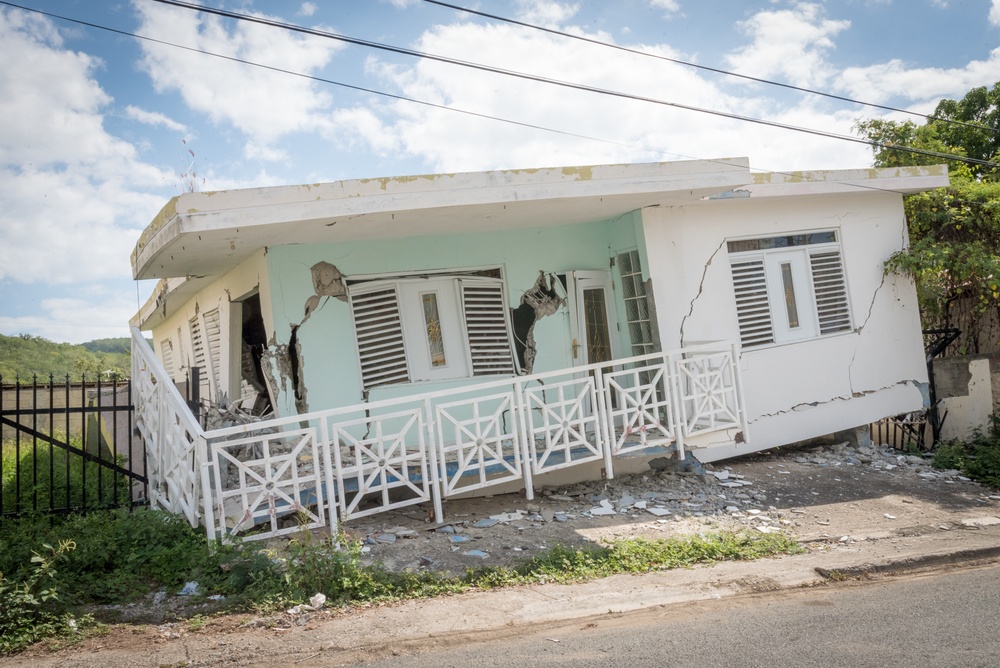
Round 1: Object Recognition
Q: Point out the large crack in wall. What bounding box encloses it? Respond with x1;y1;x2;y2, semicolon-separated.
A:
511;271;565;374
748;379;925;424
259;261;350;415
679;238;727;348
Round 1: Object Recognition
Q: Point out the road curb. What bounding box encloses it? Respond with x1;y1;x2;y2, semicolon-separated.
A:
814;544;1000;580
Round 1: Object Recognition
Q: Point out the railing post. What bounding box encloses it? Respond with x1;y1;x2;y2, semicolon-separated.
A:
423;397;444;523
514;378;535;501
595;365;615;480
200;434;217;542
318;417;339;534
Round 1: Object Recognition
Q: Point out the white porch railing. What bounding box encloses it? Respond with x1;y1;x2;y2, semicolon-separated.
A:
131;328;747;542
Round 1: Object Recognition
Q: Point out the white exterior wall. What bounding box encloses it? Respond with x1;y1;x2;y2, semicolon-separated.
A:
147;250;273;403
641;190;929;461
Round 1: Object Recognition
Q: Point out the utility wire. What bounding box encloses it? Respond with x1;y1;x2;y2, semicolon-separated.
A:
0;0;990;186
144;0;1000;171
420;0;1000;137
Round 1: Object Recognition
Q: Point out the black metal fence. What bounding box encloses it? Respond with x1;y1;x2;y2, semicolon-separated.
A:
0;375;147;518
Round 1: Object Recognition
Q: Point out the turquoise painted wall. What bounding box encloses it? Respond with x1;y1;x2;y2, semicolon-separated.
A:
264;213;644;416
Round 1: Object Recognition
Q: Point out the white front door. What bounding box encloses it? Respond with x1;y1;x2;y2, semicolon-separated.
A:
568;270;618;367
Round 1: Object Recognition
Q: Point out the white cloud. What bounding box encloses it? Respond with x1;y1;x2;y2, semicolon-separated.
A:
125;105;188;132
133;0;345;158
513;0;580;27
0;293;142;344
836;47;1000;105
299;2;318;17
991;0;1000;26
649;0;681;13
725;3;850;88
0;8;171;287
351;19;870;175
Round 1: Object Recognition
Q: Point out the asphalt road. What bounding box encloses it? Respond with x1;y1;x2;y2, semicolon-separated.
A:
339;564;1000;668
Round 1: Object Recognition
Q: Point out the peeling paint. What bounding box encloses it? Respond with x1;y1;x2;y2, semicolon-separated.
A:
560;166;594;181
261;333;308;415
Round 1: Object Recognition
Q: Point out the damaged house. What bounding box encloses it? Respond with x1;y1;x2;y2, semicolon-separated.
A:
129;158;948;540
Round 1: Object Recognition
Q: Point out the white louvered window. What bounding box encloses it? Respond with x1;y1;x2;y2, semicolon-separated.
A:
728;231;851;349
349;272;516;389
351;286;410;388
189;315;211;401
203;307;223;396
160;338;175;379
461;279;516;376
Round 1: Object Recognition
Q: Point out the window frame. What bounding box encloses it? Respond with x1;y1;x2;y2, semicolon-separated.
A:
727;229;853;350
348;269;518;391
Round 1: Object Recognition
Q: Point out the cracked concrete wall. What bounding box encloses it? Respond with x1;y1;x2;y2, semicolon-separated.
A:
640;191;928;462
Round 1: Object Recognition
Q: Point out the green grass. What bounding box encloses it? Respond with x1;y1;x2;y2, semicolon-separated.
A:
1;437;131;514
0;508;803;655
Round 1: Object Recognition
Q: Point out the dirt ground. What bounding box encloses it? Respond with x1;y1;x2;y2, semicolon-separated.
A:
336;439;998;575
13;439;1000;665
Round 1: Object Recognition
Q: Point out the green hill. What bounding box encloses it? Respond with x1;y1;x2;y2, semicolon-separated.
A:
0;334;132;381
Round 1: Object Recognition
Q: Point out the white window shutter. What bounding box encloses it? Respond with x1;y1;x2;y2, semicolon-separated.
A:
189;315;211;401
203;308;223;396
160;338;175;379
460;279;516;375
809;250;852;334
731;258;775;347
351;286;410;388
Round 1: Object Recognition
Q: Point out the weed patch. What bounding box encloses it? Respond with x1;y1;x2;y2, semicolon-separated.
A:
932;418;1000;489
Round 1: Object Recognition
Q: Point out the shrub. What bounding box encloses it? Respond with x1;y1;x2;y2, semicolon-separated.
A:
0;540;87;655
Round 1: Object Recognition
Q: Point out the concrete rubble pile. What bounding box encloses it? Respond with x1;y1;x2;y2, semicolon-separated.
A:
345;438;997;572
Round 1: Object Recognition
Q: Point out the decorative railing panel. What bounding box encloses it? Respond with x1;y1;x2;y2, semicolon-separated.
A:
435;391;522;496
203;428;327;541
604;364;676;455
329;408;434;520
525;377;604;474
675;349;743;436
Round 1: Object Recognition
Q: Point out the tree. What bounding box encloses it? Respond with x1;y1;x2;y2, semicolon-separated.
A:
855;83;1000;353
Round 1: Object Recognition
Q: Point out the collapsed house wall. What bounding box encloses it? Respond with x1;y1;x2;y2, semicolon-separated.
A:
144;250;275;409
640;190;928;461
262;215;644;417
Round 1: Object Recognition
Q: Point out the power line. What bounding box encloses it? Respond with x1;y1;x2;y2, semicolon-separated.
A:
420;0;1000;137
144;0;1000;171
0;0;991;184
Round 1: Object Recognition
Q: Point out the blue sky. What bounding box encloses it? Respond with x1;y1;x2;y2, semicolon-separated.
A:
1;0;999;343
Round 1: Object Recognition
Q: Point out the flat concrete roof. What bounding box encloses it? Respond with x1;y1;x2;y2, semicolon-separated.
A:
131;158;754;281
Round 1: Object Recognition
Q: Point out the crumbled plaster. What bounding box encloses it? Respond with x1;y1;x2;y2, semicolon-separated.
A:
261;334;308;415
264;261;349;414
511;271;566;373
311;261;348;302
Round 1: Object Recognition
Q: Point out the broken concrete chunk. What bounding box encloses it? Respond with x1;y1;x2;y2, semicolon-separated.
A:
463;550;490;558
645;507;672;517
474;518;500;528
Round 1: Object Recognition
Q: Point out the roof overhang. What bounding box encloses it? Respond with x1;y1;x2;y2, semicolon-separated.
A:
132;158;753;281
741;164;950;197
